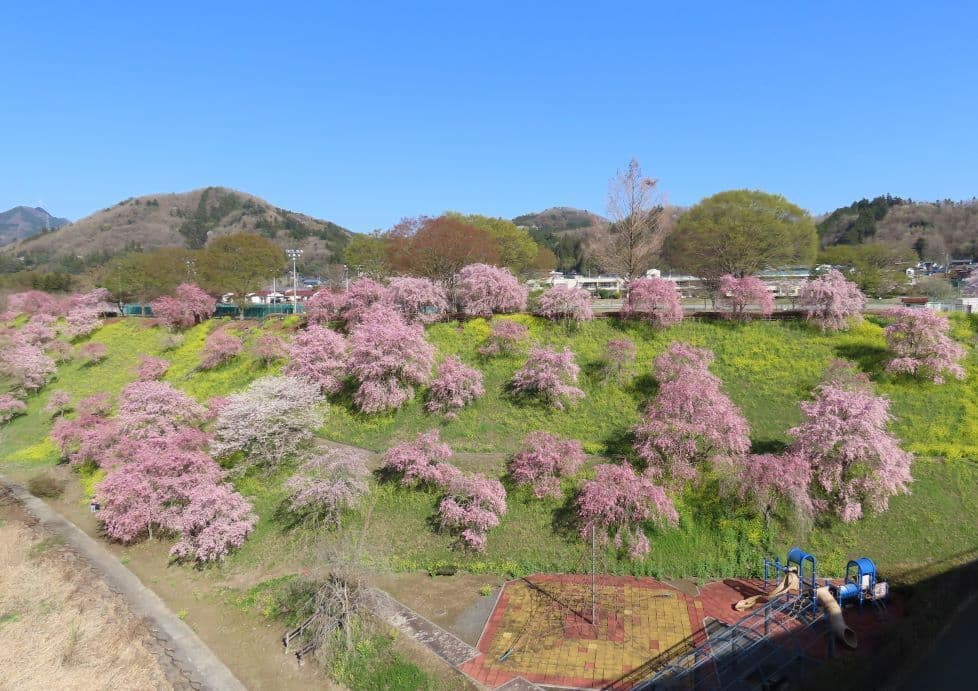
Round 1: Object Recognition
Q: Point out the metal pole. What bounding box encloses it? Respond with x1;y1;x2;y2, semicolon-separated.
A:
591;523;596;625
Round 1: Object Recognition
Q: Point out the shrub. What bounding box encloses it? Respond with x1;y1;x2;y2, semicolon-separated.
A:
436;473;507;551
799;269;865;331
510;346;584;409
285;324;347;395
17;315;57;346
478;320;529;357
348;306;434;414
46;339;73;363
883;306;965;383
116;380;206;441
602;338;636;381
0;394;28;423
305;289;344;324
381;430;457;488
253;333;287;366
718;275;774;319
199;330;243;370
285;449;370;527
535;285;593;323
27;474;65;498
0;343;56;392
135;356;170;381
6;290;61;316
455;264;527;317
621;278;683;328
168;482;257;562
425;356;484;418
151;283;216;330
634;342;751;484
78;341;108;365
43;390;71;418
210;376;322;471
340;278;389;327
576;462;678;559
386;277;449;324
509;431;585;498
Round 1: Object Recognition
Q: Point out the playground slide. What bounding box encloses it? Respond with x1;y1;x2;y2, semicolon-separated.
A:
734;568;800;612
816;586;858;649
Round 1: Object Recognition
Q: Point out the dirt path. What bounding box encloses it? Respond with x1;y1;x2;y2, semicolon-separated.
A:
1;476;246;691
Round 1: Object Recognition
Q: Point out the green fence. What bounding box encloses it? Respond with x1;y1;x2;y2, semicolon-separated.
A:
122;303;304;320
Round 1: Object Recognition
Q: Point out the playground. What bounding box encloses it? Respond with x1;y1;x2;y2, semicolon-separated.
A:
457;548;901;689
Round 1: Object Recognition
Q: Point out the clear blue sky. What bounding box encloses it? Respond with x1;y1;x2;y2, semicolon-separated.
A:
4;1;977;232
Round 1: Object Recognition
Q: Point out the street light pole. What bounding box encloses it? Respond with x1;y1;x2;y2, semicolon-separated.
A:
286;248;303;313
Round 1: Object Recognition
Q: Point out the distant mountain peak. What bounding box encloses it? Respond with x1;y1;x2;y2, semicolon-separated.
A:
0;206;70;245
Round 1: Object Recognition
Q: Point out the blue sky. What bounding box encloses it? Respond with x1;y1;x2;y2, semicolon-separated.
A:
3;1;976;232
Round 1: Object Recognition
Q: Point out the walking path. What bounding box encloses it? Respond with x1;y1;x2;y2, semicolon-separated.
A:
1;476;246;691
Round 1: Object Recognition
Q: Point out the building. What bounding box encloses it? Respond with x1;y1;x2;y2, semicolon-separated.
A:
545;272;626;294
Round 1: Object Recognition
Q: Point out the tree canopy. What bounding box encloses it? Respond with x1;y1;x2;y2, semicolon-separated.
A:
444;212;538;274
198;234;284;311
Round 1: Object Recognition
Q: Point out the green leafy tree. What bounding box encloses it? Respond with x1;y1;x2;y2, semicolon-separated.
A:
819;243;916;298
101;247;199;306
444;213;538;274
199;234;284;316
663;189;818;290
343;232;391;278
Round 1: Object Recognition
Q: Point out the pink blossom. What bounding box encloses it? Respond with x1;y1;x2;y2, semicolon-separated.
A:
116;380;206;441
535;285;593;323
16;315;57;346
285;324;347;394
510;346;584;409
509;432;585;498
576;463;678;559
136;356;170;381
723;452;813;522
199;330;243;369
340;278;390;327
46;339;73;363
436;472;507;551
0;343;57;392
883;306;965;383
51;414;119;467
78;341;108;365
799;270;865;331
385;276;449;324
478;319;529;357
455;264;527;317
305;289;345;324
43;390;72;417
285;449;370;526
718;275;774;319
0;394;27;423
603;338;637;381
150;283;216;330
381;430;457;488
6;291;62;316
252;333;287;366
622;278;683;328
168;482;257;562
425;356;484;417
62;307;103;340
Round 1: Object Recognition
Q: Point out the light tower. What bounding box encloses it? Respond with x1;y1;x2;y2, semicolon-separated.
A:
286;248;303;310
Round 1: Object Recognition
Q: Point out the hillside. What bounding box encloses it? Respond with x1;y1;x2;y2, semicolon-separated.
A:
513;207;610;273
2;187;352;275
818;196;978;261
0;206;69;245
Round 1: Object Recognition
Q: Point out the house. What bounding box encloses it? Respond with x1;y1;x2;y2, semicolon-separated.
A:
545;272;626;294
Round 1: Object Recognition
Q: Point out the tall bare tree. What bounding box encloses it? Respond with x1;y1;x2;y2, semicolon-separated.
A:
598;159;664;279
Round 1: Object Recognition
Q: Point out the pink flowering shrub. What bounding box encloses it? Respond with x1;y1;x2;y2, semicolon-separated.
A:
199;330;243;370
348;306;434;413
62;305;103;340
0;394;27;423
136;356;170;381
252;333;287;366
305;289;344;324
340;278;389;326
210;376;322;470
0;343;57;392
510;346;584;409
535;286;593;323
17;315;57;346
478;320;529;357
381;430;458;488
6;291;62;316
576;463;678;559
622;278;683;328
436;472;507;551
168;482;257;562
78;341;108;365
116;380;206;441
425;356;484;417
799;269;865;331
724;452;813;524
386;276;449;324
883;306;965;383
51;412;119;467
602;338;637;381
788;361;912;522
46;339;73;363
718;275;774;319
151;283;216;329
634;342;751;483
509;432;585;498
285;324;347;395
43;390;72;418
80;392;113;416
285;449;370;527
455;264;527;317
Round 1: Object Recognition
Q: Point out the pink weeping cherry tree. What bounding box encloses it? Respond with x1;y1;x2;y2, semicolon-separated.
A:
883;306;965;384
510;346;585;409
17;315;57;345
252;333;288;366
535;285;594;324
602;338;637;381
455;264;527;317
798;269;866;331
425;356;485;418
436;472;507;552
788;360;912;522
634;342;751;484
285;324;347;395
78;341;108;365
115;380;207;441
199;330;243;370
718;275;774;319
304;289;345;324
43;390;72;418
478;319;529;357
0;343;57;392
5;290;62;317
348;305;434;414
621;278;683;328
285;449;371;528
380;429;458;488
723;452;813;526
0;394;27;424
167;482;258;562
135;356;170;381
339;277;390;327
509;431;585;499
150;283;216;330
576;462;678;559
385;276;449;324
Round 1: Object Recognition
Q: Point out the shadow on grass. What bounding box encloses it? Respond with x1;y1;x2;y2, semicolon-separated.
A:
835;342;889;377
626;373;658;402
603;428;637;459
750;439;789;454
551;490;582;539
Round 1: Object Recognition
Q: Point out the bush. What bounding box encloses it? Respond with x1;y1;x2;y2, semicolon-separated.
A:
285;449;370;527
509;431;585;498
425;356;484;418
455;264;527;317
28;474;65;498
78;341;108;365
535;285;593;323
510;346;584;409
199;330;242;370
478;320;529;357
622;278;683;328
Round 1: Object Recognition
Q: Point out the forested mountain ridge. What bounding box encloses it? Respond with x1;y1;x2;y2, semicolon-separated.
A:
0;206;69;245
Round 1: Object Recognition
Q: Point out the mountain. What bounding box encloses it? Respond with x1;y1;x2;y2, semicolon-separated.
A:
513;207;609;237
818;196;978;261
0;206;70;245
2;187;353;275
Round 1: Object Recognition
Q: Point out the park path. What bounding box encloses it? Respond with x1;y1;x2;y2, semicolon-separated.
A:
0;476;246;691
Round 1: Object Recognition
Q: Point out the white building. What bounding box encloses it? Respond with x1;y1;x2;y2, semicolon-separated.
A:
545;272;626;294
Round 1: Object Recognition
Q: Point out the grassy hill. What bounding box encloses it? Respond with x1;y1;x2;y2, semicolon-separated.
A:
818;195;978;261
1;187;353;275
0;206;69;246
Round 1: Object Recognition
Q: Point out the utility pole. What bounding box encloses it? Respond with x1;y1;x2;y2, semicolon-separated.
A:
286;248;303;312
